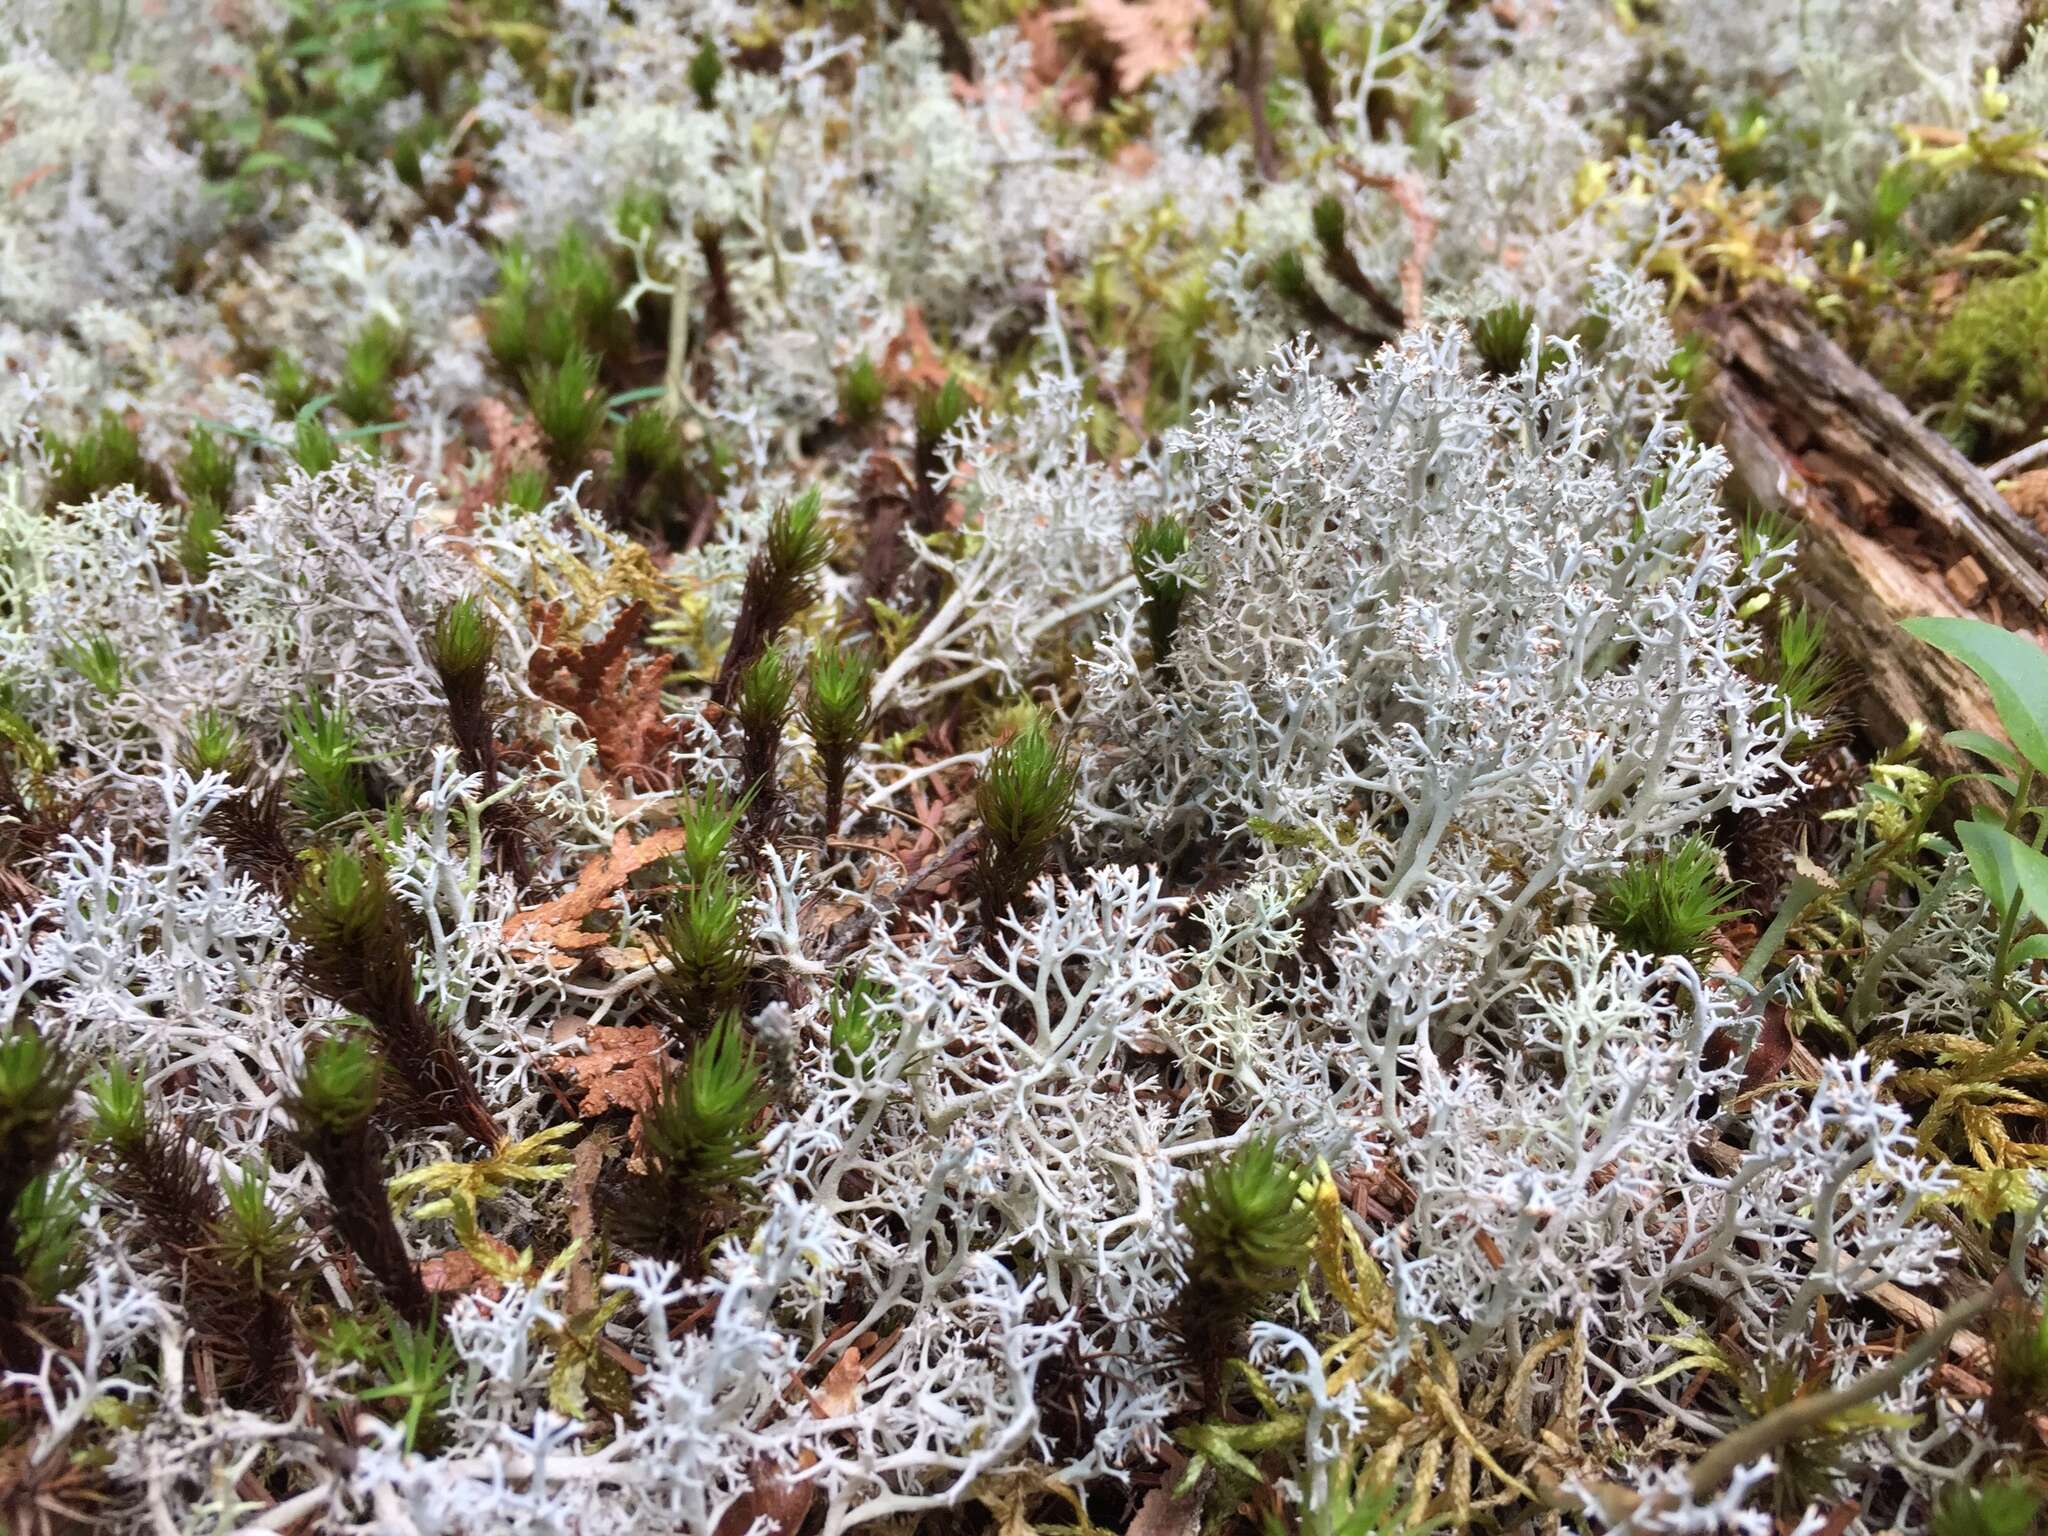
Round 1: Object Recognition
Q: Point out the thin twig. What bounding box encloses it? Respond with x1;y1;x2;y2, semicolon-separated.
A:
1985;436;2048;482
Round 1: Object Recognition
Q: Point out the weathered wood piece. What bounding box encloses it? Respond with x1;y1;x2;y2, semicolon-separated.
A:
1699;290;2048;618
1693;333;2003;795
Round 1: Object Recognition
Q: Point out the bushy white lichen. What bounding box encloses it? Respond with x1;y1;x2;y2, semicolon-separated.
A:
0;2;2036;1532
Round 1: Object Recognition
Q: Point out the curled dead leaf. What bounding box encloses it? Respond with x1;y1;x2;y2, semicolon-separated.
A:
1054;0;1208;94
504;825;690;964
810;1345;867;1419
713;1458;816;1536
562;1025;668;1120
527;602;680;785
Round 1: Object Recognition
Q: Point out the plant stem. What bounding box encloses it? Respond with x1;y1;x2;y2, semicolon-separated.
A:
1989;764;2038;1038
1738;872;1826;988
1848;860;1964;1033
1685;1281;2003;1502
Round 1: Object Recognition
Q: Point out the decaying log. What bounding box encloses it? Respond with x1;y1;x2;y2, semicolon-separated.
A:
1698;290;2048;617
1694;328;2003;796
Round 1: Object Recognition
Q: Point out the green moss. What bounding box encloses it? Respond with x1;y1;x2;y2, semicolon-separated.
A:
1592;835;1746;964
803;644;875;753
288;1034;382;1134
839;354;885;427
1129;513;1190;666
178;707;254;783
42;411;148;508
266;353;319;418
59;633;125;698
675;788;748;889
178;425;237;508
524;349;608;472
293;412;339;474
179;496;228;579
335;317;405;425
688;37;723;109
1919;257;2048;445
12;1169;84;1303
641;1012;766;1190
1933;1480;2043;1536
1176;1137;1312;1302
828;976;890;1075
654;866;754;1023
285;694;372;828
430;595;497;686
500;464;549;511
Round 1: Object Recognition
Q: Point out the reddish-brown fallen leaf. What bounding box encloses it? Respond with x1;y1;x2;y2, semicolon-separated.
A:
1053;0;1207;93
452;396;545;532
504;825;690;962
712;1458;815;1536
1018;9;1067;89
1009;8;1105;122
1113;141;1160;176
528;602;680;785
419;1233;520;1300
563;1025;668;1119
711;1343;877;1536
881;304;954;394
1739;1002;1796;1096
1126;1482;1202;1536
809;1345;867;1419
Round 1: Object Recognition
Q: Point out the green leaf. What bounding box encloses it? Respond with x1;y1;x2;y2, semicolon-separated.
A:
1956;819;2048;935
1957;817;2022;918
1946;728;2023;774
1952;770;2024;798
336;58;390;100
190;415;287;451
1173;1423;1264;1483
2004;828;2048;929
1902;618;2048;779
605;385;668;411
333;420;407;441
274;114;341;148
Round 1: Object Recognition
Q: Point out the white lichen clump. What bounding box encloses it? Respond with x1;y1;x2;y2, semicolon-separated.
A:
0;1;2036;1533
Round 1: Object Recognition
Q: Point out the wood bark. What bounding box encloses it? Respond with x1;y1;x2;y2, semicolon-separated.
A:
1697;291;2048;613
1692;294;2015;796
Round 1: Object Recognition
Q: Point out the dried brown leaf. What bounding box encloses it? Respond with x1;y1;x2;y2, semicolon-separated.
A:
504;825;690;963
1059;0;1208;93
562;1025;668;1120
527;602;680;785
712;1459;815;1536
1126;1483;1202;1536
810;1346;867;1419
881;304;954;393
419;1236;518;1300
